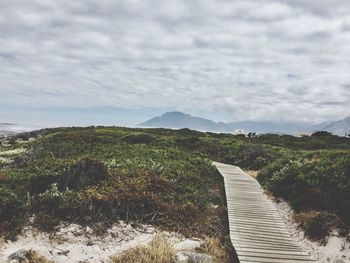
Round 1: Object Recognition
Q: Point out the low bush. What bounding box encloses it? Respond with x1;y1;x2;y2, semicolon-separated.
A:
294;210;344;242
59;158;108;190
222;144;280;170
0;187;25;239
1;125;349;251
0;188;24;222
311;131;333;137
0;137;227;240
174;136;201;150
258;152;350;225
120;133;156;144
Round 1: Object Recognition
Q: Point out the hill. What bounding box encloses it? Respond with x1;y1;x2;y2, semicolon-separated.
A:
321;116;350;136
140;112;350;136
139;112;306;134
139;111;220;132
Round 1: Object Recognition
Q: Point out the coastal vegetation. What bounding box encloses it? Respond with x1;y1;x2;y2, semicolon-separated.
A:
0;126;349;247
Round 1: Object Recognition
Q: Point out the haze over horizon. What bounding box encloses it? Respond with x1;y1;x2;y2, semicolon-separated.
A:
1;0;350;127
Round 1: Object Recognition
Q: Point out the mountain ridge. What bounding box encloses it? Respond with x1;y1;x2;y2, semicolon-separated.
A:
322;116;350;136
139;111;350;135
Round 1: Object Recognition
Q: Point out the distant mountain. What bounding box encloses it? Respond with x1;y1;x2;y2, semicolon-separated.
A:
321;116;350;136
309;121;334;132
139;112;306;134
139;112;220;132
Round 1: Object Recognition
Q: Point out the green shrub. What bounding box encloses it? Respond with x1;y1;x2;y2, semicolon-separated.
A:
1;125;349;245
0;188;24;221
120;133;156;144
0;187;25;239
33;183;85;223
222;144;280;170
294;210;344;241
174;136;201;150
59;158;108;190
258;153;350;224
311;131;333;137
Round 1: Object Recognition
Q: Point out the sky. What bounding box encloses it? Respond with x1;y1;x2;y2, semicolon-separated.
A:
1;0;350;127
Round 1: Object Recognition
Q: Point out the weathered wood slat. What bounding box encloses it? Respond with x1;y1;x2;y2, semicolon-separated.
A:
232;243;303;251
235;248;311;256
214;162;317;263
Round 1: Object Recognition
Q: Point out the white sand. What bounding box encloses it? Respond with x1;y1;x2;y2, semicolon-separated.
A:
0;221;201;263
273;197;350;263
4;197;347;262
0;222;157;263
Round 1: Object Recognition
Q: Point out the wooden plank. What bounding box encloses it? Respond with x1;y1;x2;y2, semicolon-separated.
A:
240;254;309;260
232;243;304;251
233;243;303;251
230;232;289;238
214;162;317;263
230;226;290;235
235;248;310;256
230;237;297;246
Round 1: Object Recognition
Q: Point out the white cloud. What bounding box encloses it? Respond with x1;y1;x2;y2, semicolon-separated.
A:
0;0;349;125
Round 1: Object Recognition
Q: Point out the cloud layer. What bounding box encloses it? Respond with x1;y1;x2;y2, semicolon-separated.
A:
1;0;350;124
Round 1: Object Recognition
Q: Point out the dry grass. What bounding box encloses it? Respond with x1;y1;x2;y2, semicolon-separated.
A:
197;236;229;263
23;250;53;263
110;233;174;263
245;170;259;178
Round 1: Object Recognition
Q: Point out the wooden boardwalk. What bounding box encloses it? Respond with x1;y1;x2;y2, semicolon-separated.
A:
214;162;317;263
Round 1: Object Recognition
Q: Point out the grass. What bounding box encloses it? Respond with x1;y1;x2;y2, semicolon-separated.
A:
110;233;230;263
0;126;349;245
0;127;233;260
245;170;258;178
197;236;229;262
11;250;53;263
110;233;174;263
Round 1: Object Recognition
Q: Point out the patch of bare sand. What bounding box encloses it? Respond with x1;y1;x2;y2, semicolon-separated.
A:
0;221;204;263
0;222;157;263
272;197;350;263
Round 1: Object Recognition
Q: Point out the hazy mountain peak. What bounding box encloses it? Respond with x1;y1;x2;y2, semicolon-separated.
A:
139;112;302;134
139;112;350;136
322;116;350;136
163;111;187;116
139;111;217;132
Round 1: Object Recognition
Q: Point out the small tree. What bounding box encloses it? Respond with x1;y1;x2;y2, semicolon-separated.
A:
311;131;332;137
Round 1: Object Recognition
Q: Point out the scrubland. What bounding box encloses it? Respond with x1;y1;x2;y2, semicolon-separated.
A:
0;127;349;257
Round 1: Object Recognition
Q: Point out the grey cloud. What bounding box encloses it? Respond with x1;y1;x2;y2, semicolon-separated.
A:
0;0;350;125
278;0;350;16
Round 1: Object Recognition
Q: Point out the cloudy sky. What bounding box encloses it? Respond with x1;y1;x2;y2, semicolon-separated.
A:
1;0;350;127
